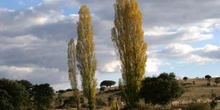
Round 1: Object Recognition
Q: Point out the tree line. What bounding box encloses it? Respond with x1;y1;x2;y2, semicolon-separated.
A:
66;0;185;110
0;78;54;110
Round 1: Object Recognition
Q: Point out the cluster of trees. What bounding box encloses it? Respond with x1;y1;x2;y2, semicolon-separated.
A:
67;0;184;109
67;5;97;110
0;78;54;110
140;73;184;105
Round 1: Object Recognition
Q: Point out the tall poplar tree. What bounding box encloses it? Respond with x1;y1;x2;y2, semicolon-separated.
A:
76;5;97;110
68;38;80;110
111;0;147;108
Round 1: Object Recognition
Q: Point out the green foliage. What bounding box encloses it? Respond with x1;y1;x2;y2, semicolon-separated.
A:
183;103;210;110
205;75;212;79
183;77;188;81
63;96;77;107
0;89;13;110
140;73;184;105
100;80;116;87
31;83;54;110
17;80;32;91
0;78;29;110
58;90;66;93
66;88;73;92
205;75;212;83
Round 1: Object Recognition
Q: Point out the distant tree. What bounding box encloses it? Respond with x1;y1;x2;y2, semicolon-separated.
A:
183;77;188;82
205;75;212;86
31;83;54;110
100;80;116;88
205;75;212;81
65;88;73;92
0;78;29;110
58;90;66;94
140;73;184;105
76;5;97;110
214;77;220;86
111;0;147;108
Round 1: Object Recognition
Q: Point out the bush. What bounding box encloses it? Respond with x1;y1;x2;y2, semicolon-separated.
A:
65;89;72;92
96;98;107;106
140;73;184;105
183;103;210;110
58;90;65;94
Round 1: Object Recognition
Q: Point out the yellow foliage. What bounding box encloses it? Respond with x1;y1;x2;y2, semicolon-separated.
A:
112;0;147;107
76;5;97;110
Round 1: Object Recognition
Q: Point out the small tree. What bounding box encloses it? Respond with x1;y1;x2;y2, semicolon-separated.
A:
214;77;220;86
183;77;188;82
205;75;212;85
100;80;116;88
140;73;184;105
31;83;54;110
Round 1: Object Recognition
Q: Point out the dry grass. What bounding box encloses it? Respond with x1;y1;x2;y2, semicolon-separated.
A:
54;78;220;110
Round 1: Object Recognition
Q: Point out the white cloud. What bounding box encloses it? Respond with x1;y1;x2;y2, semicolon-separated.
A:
146;58;162;74
155;44;220;64
1;0;220;90
101;60;120;73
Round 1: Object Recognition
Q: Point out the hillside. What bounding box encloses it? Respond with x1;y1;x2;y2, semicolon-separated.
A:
54;78;220;110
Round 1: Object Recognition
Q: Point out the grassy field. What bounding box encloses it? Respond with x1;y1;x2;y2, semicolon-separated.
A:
54;78;220;110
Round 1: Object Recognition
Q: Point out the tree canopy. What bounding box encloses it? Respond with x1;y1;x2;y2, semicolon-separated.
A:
183;77;188;81
140;73;184;105
31;83;54;110
205;75;212;79
0;78;29;110
100;80;116;87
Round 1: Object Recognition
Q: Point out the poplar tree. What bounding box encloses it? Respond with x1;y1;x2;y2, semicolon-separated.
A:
111;0;147;108
76;5;97;110
68;38;80;110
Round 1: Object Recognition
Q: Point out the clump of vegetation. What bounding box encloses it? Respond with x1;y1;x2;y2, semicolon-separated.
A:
100;80;116;88
140;72;184;106
0;78;54;110
183;77;188;82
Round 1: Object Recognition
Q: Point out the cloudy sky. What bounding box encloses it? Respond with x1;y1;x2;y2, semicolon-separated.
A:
0;0;220;90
